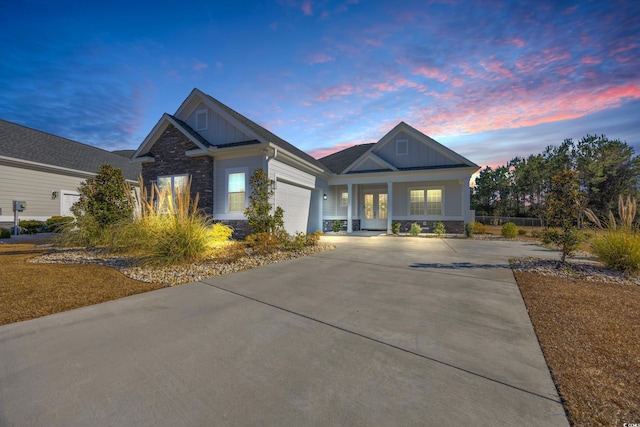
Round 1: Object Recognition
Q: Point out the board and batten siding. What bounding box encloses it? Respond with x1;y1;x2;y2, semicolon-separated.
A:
373;131;459;169
185;103;252;145
0;164;84;222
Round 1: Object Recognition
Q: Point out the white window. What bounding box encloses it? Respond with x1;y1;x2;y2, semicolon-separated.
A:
427;189;443;215
227;172;246;212
341;191;348;207
396;139;408;156
195;109;208;131
409;189;424;215
157;175;189;212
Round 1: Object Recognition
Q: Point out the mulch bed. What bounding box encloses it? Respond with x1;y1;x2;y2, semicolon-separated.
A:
515;271;640;426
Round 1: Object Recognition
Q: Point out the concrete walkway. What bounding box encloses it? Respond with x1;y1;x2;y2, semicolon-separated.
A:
0;236;568;426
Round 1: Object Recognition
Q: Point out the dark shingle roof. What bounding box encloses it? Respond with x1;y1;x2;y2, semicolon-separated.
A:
111;149;136;158
317;143;374;173
0;119;141;180
168;115;213;148
200;92;330;173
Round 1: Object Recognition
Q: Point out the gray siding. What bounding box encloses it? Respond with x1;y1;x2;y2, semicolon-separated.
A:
392;180;463;218
0;164;85;221
213;156;263;219
185;103;251;145
374;131;459;169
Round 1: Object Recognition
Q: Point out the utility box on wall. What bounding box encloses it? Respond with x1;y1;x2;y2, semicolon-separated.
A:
13;201;27;212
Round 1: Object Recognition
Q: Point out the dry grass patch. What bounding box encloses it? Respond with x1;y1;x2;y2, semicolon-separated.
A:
515;271;640;426
0;242;164;325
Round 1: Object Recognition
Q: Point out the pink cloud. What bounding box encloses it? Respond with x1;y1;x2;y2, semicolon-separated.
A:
301;0;312;16
306;52;335;65
506;37;526;48
316;84;355;101
412;66;448;82
582;56;602;65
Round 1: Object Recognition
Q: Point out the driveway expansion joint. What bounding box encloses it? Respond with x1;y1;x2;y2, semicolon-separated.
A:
199;280;563;406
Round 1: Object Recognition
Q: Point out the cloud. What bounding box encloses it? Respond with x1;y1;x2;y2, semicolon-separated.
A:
306;52;335;65
193;60;209;71
301;0;312;16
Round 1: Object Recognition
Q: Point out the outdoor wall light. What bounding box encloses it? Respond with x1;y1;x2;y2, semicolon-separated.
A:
323;194;327;200
51;191;58;200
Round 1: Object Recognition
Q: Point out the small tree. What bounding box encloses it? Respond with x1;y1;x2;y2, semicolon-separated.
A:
244;168;284;233
544;170;585;265
72;164;133;227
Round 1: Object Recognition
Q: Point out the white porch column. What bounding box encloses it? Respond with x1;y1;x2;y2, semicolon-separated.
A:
387;181;393;234
347;182;353;233
462;179;471;223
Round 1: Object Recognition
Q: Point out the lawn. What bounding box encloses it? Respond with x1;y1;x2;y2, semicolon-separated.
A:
1;235;639;425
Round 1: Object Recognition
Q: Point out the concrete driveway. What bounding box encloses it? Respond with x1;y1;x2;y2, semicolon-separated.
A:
0;236;568;426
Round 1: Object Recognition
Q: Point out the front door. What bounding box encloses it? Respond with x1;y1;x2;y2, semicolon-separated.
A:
362;192;388;230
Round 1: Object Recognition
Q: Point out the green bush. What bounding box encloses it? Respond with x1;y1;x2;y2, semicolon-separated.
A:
19;220;45;234
332;220;342;232
409;222;421;236
392;222;401;235
590;231;640;274
501;222;518;238
112;179;233;265
471;221;487;234
45;216;74;233
464;223;473;238
433;221;446;237
0;227;10;238
518;228;527;236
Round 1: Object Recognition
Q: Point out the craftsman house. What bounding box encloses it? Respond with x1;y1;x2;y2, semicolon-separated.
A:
131;88;479;235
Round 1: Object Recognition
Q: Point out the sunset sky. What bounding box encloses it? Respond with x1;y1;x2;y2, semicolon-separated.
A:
1;0;638;168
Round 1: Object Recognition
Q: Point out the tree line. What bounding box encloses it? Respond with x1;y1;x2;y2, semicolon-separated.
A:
471;134;640;223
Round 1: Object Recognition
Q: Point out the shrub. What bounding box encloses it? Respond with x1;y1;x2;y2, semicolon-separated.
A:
305;230;323;246
471;221;487;234
115;178;232;265
210;241;246;263
392;222;401;235
409;222;421;236
530;230;541;239
542;228;584;262
590;231;640;274
45;216;74;233
0;227;10;238
433;221;446;237
332;220;342;233
19;220;45;234
501;222;518;238
464;223;473;238
518;228;527;236
244;168;284;233
246;232;282;255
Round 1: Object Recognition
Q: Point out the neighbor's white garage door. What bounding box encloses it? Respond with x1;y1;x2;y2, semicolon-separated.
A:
275;181;311;234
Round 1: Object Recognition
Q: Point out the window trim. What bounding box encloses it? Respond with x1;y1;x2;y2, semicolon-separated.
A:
340;191;349;207
225;167;248;213
157;174;189;212
407;186;445;217
195;109;208;131
396;139;408;156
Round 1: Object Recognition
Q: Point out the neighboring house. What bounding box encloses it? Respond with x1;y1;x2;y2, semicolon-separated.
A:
132;88;479;236
0;119;141;226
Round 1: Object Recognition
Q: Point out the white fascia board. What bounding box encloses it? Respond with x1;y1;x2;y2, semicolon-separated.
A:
328;167;478;185
131;156;155;163
268;142;327;176
342;151;398;174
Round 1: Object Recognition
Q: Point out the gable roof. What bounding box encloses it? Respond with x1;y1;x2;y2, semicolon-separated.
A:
0;119;141;180
318;143;374;173
319;122;478;174
196;90;330;172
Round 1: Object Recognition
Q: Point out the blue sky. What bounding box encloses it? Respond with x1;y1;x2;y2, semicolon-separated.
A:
1;0;638;168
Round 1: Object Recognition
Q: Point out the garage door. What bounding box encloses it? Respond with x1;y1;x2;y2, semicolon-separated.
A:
275;181;311;234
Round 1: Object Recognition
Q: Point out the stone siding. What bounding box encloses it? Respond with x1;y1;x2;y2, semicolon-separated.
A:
141;124;214;214
218;219;252;240
322;219;361;232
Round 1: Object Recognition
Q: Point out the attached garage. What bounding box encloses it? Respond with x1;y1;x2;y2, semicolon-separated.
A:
275;180;311;234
